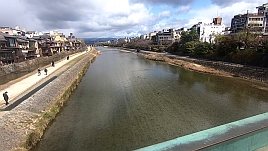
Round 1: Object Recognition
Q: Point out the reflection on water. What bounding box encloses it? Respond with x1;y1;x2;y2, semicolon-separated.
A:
33;47;268;151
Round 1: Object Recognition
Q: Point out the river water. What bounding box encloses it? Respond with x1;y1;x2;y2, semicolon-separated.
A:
32;47;268;151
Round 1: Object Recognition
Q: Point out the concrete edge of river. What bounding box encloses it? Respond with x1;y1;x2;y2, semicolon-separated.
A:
120;48;268;85
118;48;268;92
0;48;99;151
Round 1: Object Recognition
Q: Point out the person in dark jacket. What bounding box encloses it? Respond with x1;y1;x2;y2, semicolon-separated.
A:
51;61;55;67
44;68;48;75
3;91;9;105
38;68;41;76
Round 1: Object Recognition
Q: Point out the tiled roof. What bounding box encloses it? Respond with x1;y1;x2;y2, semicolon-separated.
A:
0;34;7;41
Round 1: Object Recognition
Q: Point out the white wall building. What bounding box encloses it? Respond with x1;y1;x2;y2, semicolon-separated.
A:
13;26;26;36
198;18;226;43
25;31;43;38
148;31;157;40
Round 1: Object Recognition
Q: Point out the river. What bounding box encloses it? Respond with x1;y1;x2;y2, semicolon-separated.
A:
32;47;268;151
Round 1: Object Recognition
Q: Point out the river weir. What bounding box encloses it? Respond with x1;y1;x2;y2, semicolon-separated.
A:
33;47;268;151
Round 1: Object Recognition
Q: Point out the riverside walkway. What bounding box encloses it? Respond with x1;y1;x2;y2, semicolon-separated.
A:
0;48;91;116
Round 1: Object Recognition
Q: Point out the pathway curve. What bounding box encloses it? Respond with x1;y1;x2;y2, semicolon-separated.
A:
0;48;92;113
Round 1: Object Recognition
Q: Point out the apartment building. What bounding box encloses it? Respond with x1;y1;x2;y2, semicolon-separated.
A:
231;3;268;34
0;27;13;35
156;28;180;45
195;18;226;43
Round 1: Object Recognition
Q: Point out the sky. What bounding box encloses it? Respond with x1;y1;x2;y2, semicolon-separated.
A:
0;0;267;38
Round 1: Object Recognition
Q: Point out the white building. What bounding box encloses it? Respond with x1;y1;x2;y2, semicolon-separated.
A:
25;31;43;38
148;31;157;40
13;26;26;36
198;18;226;43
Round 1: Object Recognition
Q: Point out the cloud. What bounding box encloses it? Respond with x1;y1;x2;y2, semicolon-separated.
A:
2;0;157;38
184;1;268;27
0;0;267;38
129;0;195;7
211;0;267;7
159;11;172;17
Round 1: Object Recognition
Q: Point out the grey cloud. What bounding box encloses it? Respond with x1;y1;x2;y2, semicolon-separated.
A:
0;0;198;38
210;0;253;7
129;0;195;7
21;0;89;29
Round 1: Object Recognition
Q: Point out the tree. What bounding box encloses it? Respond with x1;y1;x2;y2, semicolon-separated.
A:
180;29;199;44
234;30;256;50
183;41;195;53
215;35;237;56
261;38;268;53
194;42;210;55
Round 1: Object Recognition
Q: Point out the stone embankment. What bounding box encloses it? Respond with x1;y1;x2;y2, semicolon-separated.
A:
136;51;268;84
0;49;99;151
0;51;77;77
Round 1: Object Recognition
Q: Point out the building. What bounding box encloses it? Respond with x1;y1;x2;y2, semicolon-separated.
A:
231;3;268;34
13;26;26;36
196;18;226;43
148;31;157;40
25;31;43;38
156;28;180;45
0;27;13;35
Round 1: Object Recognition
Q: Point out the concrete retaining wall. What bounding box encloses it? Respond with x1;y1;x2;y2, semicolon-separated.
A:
174;57;268;83
0;51;80;77
0;49;98;151
124;48;268;83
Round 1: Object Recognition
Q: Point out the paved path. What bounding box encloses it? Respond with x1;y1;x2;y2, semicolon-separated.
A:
0;48;92;113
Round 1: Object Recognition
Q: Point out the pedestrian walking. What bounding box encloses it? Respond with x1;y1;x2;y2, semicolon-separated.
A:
44;68;48;75
38;68;41;76
67;55;69;60
3;91;9;105
51;61;55;67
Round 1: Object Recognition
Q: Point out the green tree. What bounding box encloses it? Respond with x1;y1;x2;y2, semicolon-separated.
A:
215;35;237;56
234;30;256;50
180;29;199;44
183;41;195;53
194;42;210;55
261;38;268;53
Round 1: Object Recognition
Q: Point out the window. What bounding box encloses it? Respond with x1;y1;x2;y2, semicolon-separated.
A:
29;41;35;48
8;38;15;47
0;42;5;48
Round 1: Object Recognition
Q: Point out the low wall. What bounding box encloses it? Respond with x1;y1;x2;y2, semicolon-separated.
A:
0;49;98;151
122;48;268;83
173;57;268;83
0;50;84;77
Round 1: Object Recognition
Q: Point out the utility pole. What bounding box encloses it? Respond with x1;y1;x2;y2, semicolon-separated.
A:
246;10;249;49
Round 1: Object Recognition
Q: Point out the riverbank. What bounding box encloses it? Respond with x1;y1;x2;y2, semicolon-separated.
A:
142;53;232;77
119;48;268;91
142;53;268;90
0;47;99;151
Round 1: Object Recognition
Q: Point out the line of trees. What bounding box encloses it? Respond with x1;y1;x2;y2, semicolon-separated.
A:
167;29;268;56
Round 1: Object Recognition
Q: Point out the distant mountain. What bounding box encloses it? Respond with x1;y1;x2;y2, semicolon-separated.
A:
82;38;117;44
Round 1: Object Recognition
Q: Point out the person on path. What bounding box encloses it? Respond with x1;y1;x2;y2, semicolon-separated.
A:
3;91;9;105
67;55;69;60
38;68;41;76
44;68;48;75
51;61;55;67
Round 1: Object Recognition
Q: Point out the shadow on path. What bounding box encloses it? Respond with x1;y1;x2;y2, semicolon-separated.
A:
1;76;58;111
